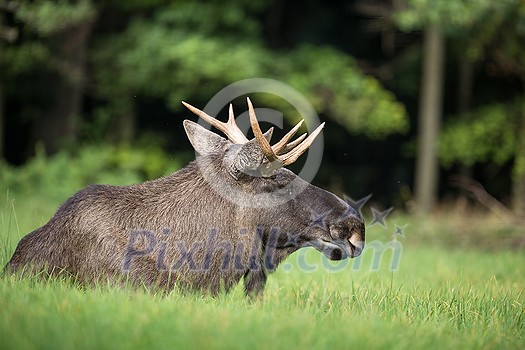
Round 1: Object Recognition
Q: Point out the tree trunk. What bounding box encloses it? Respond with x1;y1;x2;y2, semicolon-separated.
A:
414;25;445;214
33;18;95;155
512;94;525;219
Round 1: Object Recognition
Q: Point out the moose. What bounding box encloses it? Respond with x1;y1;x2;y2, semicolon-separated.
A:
5;98;365;297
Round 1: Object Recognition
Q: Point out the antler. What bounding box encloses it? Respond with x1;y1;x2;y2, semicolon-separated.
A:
247;97;324;166
182;101;249;144
182;98;324;167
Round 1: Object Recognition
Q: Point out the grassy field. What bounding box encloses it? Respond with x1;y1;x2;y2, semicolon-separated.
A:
1;190;524;350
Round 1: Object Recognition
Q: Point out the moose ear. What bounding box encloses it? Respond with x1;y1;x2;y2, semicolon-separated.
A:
183;120;227;155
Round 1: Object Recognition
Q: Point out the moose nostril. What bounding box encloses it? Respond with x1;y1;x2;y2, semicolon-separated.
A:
351;245;363;257
330;248;343;260
348;237;364;258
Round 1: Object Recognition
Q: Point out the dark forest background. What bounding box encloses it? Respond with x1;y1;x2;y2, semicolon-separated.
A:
1;0;524;220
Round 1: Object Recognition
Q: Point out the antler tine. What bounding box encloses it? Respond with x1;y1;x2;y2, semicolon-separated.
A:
227;103;236;124
280;122;325;166
247;97;279;162
277;133;307;155
225;103;250;143
271;120;304;154
246;97;324;167
182;101;248;144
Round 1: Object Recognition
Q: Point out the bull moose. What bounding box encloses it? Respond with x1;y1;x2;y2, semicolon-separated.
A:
5;98;365;297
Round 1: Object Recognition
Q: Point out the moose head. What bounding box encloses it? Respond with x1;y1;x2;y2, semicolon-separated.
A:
181;98;365;267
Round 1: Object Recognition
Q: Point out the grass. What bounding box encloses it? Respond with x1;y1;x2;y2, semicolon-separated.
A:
1;190;524;350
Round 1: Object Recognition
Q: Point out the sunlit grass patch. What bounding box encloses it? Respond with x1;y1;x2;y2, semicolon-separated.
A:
1;189;524;350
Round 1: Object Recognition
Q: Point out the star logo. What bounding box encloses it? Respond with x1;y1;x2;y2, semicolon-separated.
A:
310;209;330;230
370;206;394;227
344;193;372;218
339;205;360;222
391;224;407;239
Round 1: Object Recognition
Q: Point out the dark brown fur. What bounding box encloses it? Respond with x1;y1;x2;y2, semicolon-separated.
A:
5;118;365;297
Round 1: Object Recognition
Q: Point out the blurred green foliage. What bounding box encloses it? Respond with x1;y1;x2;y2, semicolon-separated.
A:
439;101;520;168
16;0;96;35
395;0;516;33
284;46;408;138
92;3;408;138
396;0;525;196
0;145;186;203
4;0;410;139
